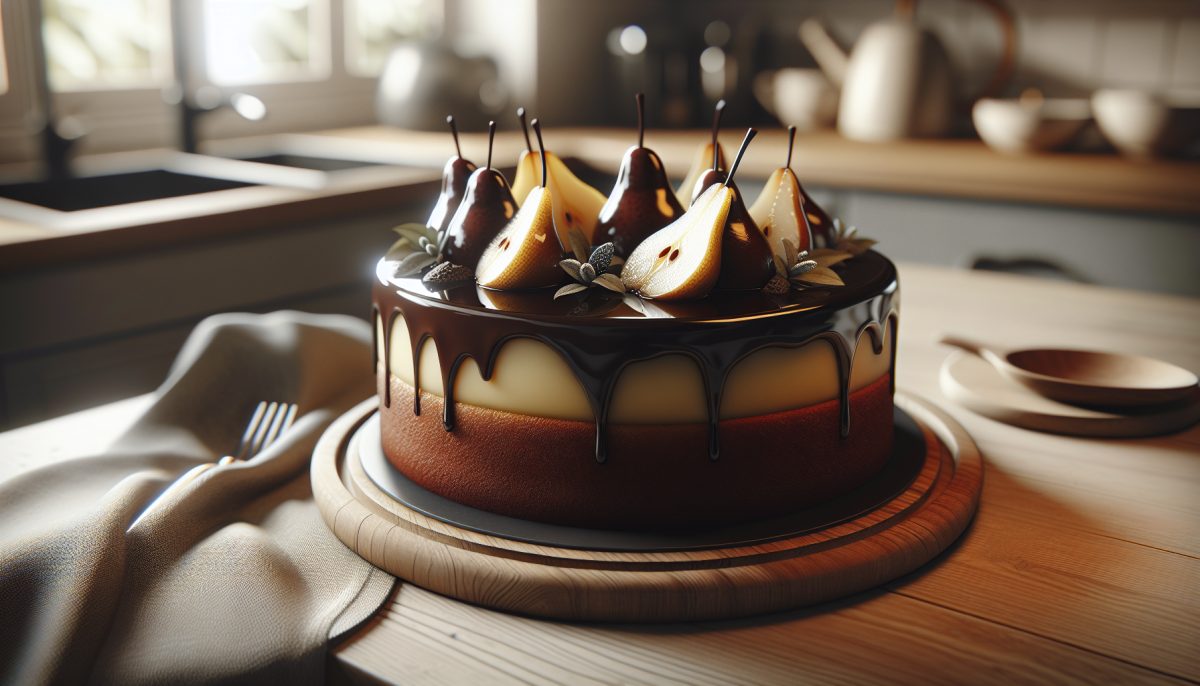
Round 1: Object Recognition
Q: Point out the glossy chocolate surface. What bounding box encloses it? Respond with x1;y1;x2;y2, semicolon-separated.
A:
373;251;899;463
596;146;684;257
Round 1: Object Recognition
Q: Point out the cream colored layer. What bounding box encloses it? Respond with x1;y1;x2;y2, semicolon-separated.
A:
377;313;893;423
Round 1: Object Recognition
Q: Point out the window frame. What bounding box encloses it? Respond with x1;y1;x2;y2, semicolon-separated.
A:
0;0;384;165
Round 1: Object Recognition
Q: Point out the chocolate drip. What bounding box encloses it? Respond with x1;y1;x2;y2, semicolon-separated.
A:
374;252;899;463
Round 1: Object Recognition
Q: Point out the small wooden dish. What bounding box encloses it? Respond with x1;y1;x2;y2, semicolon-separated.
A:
940;335;1198;408
311;394;982;623
940;350;1200;437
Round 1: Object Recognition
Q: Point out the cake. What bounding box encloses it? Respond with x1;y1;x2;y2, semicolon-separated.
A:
372;106;897;531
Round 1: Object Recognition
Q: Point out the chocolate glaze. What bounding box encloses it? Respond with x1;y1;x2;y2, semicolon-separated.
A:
372;250;898;463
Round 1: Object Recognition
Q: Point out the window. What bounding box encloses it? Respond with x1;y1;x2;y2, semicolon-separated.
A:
0;0;444;163
202;0;328;85
345;0;442;76
42;0;171;91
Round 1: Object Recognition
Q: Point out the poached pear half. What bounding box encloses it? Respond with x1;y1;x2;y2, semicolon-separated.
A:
675;99;728;207
476;119;569;290
748;127;813;258
509;111;606;246
621;183;732;300
476;186;563;290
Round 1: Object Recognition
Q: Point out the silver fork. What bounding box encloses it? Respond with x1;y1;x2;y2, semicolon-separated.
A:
129;401;298;530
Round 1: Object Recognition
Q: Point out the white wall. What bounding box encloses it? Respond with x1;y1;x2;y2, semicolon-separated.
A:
518;0;1200;125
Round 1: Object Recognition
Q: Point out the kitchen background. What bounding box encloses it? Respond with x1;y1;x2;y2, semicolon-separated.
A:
0;0;1198;428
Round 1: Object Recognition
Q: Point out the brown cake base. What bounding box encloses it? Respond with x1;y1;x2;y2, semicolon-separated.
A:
379;374;895;531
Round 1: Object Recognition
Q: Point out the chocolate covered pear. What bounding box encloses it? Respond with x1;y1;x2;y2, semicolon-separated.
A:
748;126;813;260
595;93;684;257
709;131;775;292
427;115;477;235
440;121;517;269
685;128;776;291
623;129;772;299
802;188;836;249
476;119;568;290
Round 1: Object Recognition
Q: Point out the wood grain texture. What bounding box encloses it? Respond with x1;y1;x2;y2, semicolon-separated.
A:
311;394;981;623
334;585;1186;686
4;263;1198;683
329;264;1200;683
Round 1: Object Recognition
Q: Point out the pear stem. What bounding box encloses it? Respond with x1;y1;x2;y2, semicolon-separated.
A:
786;126;796;170
725;128;757;188
486;120;495;170
635;92;645;148
446;115;462;159
517;107;532;153
711;99;726;170
531;118;548;189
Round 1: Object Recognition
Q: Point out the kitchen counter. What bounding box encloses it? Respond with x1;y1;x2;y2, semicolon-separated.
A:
3;263;1197;683
3;128;1197;274
321;126;1200;215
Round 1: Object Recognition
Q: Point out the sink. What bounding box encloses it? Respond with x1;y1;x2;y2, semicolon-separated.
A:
232;153;382;172
0;170;256;212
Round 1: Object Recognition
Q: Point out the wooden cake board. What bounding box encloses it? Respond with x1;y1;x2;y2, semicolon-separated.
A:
311;393;982;623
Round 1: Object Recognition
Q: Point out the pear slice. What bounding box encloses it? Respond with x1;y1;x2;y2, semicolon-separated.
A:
749;127;813;259
675;99;728;207
543;151;606;244
749;166;812;259
476;185;564;290
510;109;606;245
621;184;732;300
510;107;540;203
511;149;540;204
476;120;569;290
515;151;605;246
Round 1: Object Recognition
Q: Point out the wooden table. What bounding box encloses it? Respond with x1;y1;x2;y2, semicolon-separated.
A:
2;263;1197;684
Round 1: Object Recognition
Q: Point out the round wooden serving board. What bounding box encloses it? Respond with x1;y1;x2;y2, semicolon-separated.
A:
311;393;982;623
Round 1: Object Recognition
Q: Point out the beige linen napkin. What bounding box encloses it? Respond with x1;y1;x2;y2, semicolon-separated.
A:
0;311;395;685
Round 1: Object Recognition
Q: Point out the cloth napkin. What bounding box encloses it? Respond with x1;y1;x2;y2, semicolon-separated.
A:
0;311;395;685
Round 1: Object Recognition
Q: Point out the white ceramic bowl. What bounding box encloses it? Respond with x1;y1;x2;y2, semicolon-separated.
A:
972;97;1090;154
754;68;839;132
1091;89;1200;158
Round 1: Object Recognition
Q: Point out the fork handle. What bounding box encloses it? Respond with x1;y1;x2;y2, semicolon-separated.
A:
128;462;218;530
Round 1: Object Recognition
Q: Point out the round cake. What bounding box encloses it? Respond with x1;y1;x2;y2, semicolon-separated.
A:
372;108;897;531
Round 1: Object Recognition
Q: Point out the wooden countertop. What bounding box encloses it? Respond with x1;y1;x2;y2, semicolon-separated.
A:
323;126;1200;215
2;127;1197;274
3;263;1197;683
